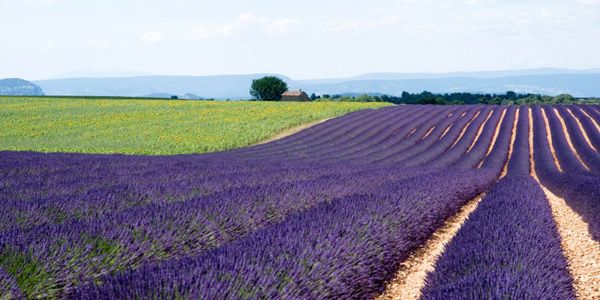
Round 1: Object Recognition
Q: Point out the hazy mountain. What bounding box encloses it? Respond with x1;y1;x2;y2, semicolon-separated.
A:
305;74;600;97
47;70;155;79
36;74;294;99
0;78;45;96
142;93;179;99
300;68;600;84
34;69;600;98
344;68;600;81
143;93;207;100
181;93;206;100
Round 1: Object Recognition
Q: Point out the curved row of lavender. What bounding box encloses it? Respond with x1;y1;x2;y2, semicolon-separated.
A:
0;104;598;298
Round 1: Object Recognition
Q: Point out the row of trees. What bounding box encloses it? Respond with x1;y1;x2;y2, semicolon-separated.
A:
249;76;600;104
315;91;600;105
375;91;596;105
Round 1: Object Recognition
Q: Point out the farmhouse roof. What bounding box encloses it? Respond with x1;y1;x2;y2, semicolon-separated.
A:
282;89;306;96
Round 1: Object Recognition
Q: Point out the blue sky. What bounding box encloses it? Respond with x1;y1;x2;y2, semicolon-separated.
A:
1;0;600;80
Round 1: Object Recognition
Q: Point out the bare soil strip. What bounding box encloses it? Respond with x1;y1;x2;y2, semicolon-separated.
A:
450;110;482;149
477;108;508;168
553;108;591;171
566;108;598;152
422;127;436;139
439;125;453;140
376;193;486;300
500;108;520;178
540;186;600;299
254;118;332;145
541;108;563;172
529;109;600;299
466;110;494;153
578;107;600;133
529;108;536;177
408;128;418;136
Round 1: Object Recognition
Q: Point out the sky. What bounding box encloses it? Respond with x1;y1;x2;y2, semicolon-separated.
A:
1;0;600;80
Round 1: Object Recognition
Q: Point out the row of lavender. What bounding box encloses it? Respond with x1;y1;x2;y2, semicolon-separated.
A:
1;104;599;298
421;107;578;299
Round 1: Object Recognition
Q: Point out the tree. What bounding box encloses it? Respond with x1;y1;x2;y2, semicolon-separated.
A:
310;93;318;101
249;76;288;101
506;91;517;100
554;94;575;103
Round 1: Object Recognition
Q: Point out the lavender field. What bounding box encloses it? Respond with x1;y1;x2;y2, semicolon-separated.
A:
1;104;599;299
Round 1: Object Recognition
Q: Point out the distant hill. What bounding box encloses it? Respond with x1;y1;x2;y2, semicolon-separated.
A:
330;68;600;82
305;74;600;97
34;69;600;98
0;78;44;96
35;74;292;100
143;93;207;100
143;93;177;99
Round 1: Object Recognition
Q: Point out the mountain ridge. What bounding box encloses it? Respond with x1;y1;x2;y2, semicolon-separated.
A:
33;69;600;98
0;78;45;96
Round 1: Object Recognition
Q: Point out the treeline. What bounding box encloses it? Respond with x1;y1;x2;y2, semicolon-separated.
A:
314;91;600;105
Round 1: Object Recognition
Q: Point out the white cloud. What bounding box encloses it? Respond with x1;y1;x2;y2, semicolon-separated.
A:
2;0;600;79
142;31;164;43
329;0;599;38
189;14;299;38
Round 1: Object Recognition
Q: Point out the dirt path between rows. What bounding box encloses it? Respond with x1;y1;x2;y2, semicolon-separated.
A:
541;108;564;172
552;108;590;170
540;186;600;299
579;107;600;133
500;108;519;178
254;118;332;145
529;108;600;299
450;110;482;148
376;193;486;300
566;108;598;152
466;110;494;152
477;108;508;168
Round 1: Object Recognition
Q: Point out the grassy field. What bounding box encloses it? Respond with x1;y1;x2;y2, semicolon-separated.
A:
0;97;390;155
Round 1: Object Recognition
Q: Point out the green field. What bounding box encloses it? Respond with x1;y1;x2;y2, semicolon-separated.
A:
0;97;390;155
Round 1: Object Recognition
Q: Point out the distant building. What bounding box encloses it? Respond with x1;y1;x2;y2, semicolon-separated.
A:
281;89;310;101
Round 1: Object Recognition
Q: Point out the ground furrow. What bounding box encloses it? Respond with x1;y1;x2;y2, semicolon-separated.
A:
376;193;485;300
551;108;590;171
476;107;509;168
529;112;600;299
466;109;494;152
453;108;506;168
499;107;520;178
566;107;598;152
578;106;600;133
541;107;564;172
449;110;482;149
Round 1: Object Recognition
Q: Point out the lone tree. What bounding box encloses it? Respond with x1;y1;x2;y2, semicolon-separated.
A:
250;76;288;100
